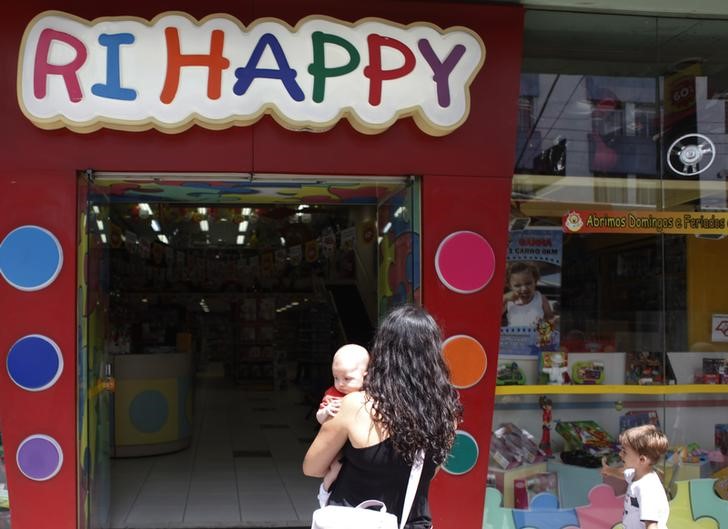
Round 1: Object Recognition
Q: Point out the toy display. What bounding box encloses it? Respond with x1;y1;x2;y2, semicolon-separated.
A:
625;351;669;384
539;351;571;385
513;471;559;508
619;410;660;432
496;362;526;386
716;424;728;455
490;423;545;470
555;420;617;458
539;396;554;457
571;360;605;384
668;443;706;464
696;358;728;384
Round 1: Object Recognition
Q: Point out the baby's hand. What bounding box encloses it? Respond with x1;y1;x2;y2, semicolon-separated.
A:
324;398;341;417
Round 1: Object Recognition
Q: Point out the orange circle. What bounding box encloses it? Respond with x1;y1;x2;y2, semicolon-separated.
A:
442;335;487;388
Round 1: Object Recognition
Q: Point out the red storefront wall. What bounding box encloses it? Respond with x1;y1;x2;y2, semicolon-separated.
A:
0;1;523;528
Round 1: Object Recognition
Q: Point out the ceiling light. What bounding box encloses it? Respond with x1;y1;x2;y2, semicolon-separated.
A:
197;207;207;214
96;219;105;231
297;205;306;211
139;203;153;215
151;219;160;232
92;205;100;214
382;221;392;234
280;237;286;246
158;234;169;244
237;235;245;245
394;206;405;217
242;207;251;215
239;220;249;232
100;233;107;244
200;220;209;232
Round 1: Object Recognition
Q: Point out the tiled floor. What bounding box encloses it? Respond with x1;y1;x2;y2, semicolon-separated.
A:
110;368;321;528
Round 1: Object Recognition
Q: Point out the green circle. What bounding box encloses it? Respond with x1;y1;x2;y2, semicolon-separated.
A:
443;430;479;475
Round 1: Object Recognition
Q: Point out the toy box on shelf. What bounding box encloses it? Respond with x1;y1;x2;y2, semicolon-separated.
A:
489;423;548;507
555;420;617;464
619;410;660;432
539;351;571;385
625;351;676;385
571;359;605;384
496;362;526;386
513;471;559;508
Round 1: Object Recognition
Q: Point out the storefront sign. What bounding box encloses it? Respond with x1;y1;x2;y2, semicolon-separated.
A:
563;210;728;235
18;11;485;135
711;314;728;342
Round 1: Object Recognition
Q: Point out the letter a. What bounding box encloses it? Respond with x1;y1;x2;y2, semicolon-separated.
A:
234;34;304;102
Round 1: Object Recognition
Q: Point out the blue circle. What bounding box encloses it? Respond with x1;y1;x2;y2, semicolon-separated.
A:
7;335;63;391
0;226;63;291
130;390;169;433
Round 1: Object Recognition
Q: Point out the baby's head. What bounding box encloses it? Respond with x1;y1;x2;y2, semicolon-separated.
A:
506;261;540;304
331;344;369;395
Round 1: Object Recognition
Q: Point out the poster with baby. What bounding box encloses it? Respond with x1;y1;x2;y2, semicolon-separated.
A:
500;227;562;356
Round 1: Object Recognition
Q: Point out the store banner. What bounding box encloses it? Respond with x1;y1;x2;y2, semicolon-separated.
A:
18;11;485;136
563;209;728;235
499;227;562;357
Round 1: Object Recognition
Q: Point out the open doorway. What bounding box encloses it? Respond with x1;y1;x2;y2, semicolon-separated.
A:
77;173;420;528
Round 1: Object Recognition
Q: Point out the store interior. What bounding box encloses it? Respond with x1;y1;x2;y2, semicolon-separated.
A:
77;176;418;528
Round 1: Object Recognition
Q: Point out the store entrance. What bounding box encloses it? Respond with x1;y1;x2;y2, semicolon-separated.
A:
77;173;420;528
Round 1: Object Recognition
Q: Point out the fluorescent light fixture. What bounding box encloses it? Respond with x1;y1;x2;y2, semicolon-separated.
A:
242;207;252;215
100;233;107;243
138;203;153;216
237;235;246;245
92;205;100;214
297;205;306;211
394;206;406;217
239;220;249;232
197;207;207;214
382;221;392;234
200;220;209;232
280;237;286;246
158;234;169;244
151;219;160;232
96;219;104;231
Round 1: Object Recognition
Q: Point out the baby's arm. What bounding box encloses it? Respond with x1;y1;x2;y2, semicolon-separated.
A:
600;457;626;481
316;397;342;424
541;292;555;321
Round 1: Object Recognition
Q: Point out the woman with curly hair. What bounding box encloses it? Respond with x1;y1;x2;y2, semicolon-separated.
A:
303;304;462;529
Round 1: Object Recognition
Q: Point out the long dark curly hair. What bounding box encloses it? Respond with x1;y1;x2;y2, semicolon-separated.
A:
363;304;463;465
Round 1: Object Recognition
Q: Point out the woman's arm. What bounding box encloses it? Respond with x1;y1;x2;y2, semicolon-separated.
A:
303;392;361;477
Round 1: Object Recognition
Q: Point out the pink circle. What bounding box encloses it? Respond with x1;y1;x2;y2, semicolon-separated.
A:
435;231;495;293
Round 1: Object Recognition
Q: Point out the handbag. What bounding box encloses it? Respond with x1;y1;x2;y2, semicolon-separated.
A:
311;450;425;529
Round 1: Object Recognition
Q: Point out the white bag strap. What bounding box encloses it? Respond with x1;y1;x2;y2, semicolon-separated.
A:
399;449;425;529
355;499;388;512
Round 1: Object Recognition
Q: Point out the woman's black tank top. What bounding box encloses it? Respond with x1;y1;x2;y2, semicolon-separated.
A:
327;438;437;529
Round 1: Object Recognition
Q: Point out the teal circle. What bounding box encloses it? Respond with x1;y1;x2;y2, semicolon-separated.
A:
0;225;63;291
129;390;168;433
443;430;479;475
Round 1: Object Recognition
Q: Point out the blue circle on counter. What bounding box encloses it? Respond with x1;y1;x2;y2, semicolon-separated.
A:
7;335;63;391
442;430;479;475
0;226;63;291
130;390;169;433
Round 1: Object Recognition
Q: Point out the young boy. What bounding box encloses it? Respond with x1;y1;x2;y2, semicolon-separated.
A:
315;343;369;507
601;424;670;529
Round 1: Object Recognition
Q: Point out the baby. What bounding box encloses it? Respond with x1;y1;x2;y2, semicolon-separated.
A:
315;343;369;507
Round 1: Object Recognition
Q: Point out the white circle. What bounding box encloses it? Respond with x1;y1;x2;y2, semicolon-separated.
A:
667;133;716;176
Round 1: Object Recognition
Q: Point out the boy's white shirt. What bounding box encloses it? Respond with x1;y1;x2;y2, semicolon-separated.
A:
623;468;669;529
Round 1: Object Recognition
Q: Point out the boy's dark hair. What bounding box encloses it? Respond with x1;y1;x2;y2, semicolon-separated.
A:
619;424;669;464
